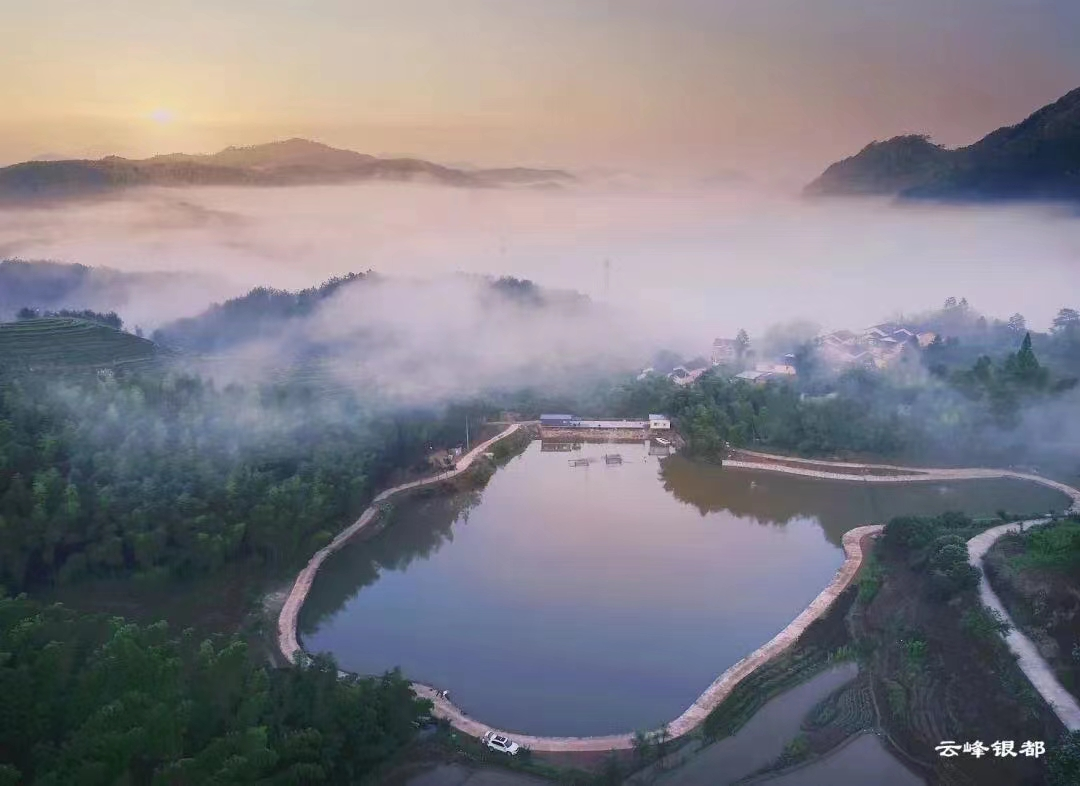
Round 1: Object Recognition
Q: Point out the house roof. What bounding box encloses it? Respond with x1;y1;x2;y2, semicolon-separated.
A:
713;338;738;347
649;413;669;421
540;414;574;420
736;370;771;381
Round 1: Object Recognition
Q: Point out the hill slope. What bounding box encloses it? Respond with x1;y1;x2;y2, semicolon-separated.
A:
0;318;161;369
0;139;574;204
806;86;1080;201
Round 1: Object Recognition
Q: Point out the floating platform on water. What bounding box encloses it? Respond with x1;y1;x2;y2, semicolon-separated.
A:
568;458;591;467
603;454;623;465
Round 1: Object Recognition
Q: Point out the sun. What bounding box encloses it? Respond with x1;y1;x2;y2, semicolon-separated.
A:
149;108;175;125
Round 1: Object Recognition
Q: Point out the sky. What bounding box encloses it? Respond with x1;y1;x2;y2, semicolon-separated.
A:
4;0;1080;180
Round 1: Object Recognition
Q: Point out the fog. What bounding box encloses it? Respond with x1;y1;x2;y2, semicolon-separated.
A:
2;182;1079;353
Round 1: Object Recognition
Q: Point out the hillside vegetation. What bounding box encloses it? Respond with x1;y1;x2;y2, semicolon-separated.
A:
0;318;159;370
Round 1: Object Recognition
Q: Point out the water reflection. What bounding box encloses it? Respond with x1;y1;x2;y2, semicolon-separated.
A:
660;456;1069;546
299;491;481;627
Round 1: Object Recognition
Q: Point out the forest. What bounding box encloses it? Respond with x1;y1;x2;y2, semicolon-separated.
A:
0;367;501;592
0;594;428;784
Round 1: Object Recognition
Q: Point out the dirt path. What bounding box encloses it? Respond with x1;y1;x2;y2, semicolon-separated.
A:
968;523;1080;732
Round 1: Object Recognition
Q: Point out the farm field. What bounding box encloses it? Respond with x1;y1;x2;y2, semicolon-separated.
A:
0;318;161;369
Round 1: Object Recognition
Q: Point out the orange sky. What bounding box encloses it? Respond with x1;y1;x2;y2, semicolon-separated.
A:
4;0;1079;179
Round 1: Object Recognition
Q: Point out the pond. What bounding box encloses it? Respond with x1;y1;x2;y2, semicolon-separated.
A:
299;440;1071;737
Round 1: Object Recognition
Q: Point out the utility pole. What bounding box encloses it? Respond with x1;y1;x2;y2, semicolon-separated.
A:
465;416;470;452
603;258;611;296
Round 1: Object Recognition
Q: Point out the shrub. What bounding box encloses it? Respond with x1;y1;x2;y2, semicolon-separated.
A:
961;607;1011;641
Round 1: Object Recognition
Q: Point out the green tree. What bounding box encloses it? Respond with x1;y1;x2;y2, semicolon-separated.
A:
1052;307;1079;335
735;329;750;361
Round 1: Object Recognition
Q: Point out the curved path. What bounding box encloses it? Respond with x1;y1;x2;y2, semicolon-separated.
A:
968;523;1080;731
277;423;525;664
725;452;1080;733
279;443;1080;752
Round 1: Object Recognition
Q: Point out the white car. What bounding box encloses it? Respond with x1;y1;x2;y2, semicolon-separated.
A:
482;731;521;755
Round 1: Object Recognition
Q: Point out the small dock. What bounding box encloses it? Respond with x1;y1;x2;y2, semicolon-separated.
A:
603;453;623;465
569;458;591;467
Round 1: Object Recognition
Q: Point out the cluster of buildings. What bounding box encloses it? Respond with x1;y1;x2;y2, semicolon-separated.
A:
818;323;936;369
634;322;939;392
713;338;797;385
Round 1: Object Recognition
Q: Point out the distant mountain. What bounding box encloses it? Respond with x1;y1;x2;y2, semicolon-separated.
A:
806;86;1080;202
0;139;575;204
0;259;205;322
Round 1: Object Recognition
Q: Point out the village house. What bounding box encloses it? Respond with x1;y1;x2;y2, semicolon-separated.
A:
735;369;774;385
668;365;707;386
818;323;924;370
711;338;740;365
648;414;671;430
754;354;797;377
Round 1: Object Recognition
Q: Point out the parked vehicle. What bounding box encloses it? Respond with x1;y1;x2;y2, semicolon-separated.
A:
482;731;521;755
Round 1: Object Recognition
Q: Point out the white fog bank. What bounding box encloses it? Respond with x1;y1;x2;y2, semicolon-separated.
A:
1;183;1077;352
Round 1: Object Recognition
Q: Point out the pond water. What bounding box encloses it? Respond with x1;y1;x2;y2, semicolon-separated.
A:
299;440;1071;736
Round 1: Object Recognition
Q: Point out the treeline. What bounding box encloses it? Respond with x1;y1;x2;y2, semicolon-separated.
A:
0;368;497;592
597;329;1077;461
930;332;1077;428
914;297;1080;374
15;307;123;330
152;273;369;353
594;370;908;459
0;594;428;784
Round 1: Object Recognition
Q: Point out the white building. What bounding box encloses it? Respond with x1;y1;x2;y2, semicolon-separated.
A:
648;414;671;430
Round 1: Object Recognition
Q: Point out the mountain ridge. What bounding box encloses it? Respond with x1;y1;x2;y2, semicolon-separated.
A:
805;86;1080;202
0;138;575;204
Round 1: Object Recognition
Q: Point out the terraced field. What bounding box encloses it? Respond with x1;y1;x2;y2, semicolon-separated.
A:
0;318;161;369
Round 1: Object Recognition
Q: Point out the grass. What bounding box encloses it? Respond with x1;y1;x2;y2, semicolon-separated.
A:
0;318;160;369
1016;519;1080;573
